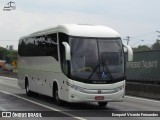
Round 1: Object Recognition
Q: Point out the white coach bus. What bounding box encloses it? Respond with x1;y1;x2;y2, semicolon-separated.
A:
18;24;133;107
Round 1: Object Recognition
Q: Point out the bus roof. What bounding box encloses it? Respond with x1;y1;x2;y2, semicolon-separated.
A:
28;24;121;38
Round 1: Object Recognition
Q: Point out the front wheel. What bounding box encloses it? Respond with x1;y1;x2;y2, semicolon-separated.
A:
98;102;108;107
53;86;63;106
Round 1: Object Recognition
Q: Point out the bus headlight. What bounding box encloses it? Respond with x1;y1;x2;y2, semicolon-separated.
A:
114;85;125;92
67;82;85;92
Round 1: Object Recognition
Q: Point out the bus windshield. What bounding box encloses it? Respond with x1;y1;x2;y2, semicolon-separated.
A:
70;37;124;81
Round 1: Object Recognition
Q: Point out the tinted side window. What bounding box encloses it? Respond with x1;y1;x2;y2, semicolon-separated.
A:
43;34;58;60
18;38;27;56
18;33;58;61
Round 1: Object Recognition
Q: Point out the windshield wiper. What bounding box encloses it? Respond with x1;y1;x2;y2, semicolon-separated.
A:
87;54;113;80
88;64;100;80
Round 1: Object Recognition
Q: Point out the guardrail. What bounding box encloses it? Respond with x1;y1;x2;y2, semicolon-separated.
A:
126;82;160;100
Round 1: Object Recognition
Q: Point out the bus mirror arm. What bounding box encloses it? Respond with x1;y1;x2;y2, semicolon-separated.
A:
123;44;133;61
62;42;71;61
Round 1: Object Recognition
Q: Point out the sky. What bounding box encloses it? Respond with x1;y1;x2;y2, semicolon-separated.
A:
0;0;160;50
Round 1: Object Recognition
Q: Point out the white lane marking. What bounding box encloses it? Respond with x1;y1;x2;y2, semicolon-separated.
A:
125;95;160;104
0;90;86;120
0;79;17;83
0;76;17;81
0;79;19;88
0;107;7;111
0;77;20;88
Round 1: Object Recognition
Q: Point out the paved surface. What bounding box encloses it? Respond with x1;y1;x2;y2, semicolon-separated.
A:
0;76;160;120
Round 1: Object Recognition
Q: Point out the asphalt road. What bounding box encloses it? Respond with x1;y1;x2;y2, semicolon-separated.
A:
0;76;160;120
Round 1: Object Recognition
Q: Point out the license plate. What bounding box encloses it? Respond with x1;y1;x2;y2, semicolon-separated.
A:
95;96;104;100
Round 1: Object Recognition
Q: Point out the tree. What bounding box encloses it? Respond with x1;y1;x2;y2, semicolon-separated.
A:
132;45;151;52
6;45;14;50
151;40;160;50
0;46;17;63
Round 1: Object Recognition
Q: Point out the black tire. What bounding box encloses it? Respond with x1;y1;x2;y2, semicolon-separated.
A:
98;102;108;107
53;85;63;106
25;80;32;96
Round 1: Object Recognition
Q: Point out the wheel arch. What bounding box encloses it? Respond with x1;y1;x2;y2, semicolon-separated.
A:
52;80;58;96
52;79;62;98
25;75;29;88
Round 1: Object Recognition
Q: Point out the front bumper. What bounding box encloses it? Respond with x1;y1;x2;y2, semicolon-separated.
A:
68;87;125;102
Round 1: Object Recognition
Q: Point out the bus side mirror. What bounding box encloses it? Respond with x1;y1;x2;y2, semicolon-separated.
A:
123;44;133;61
62;42;71;61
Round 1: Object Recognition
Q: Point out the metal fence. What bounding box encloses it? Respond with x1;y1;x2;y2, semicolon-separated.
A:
125;50;160;84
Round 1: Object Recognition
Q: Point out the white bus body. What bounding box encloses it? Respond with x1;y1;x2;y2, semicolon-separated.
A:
18;24;133;106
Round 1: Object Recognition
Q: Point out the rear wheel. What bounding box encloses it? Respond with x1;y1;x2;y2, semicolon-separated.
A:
53;85;63;106
25;80;32;96
98;102;108;107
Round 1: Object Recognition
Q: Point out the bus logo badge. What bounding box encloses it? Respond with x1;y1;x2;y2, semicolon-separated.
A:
98;90;102;94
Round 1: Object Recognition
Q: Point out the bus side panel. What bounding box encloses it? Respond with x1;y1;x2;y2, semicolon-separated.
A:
17;56;62;96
